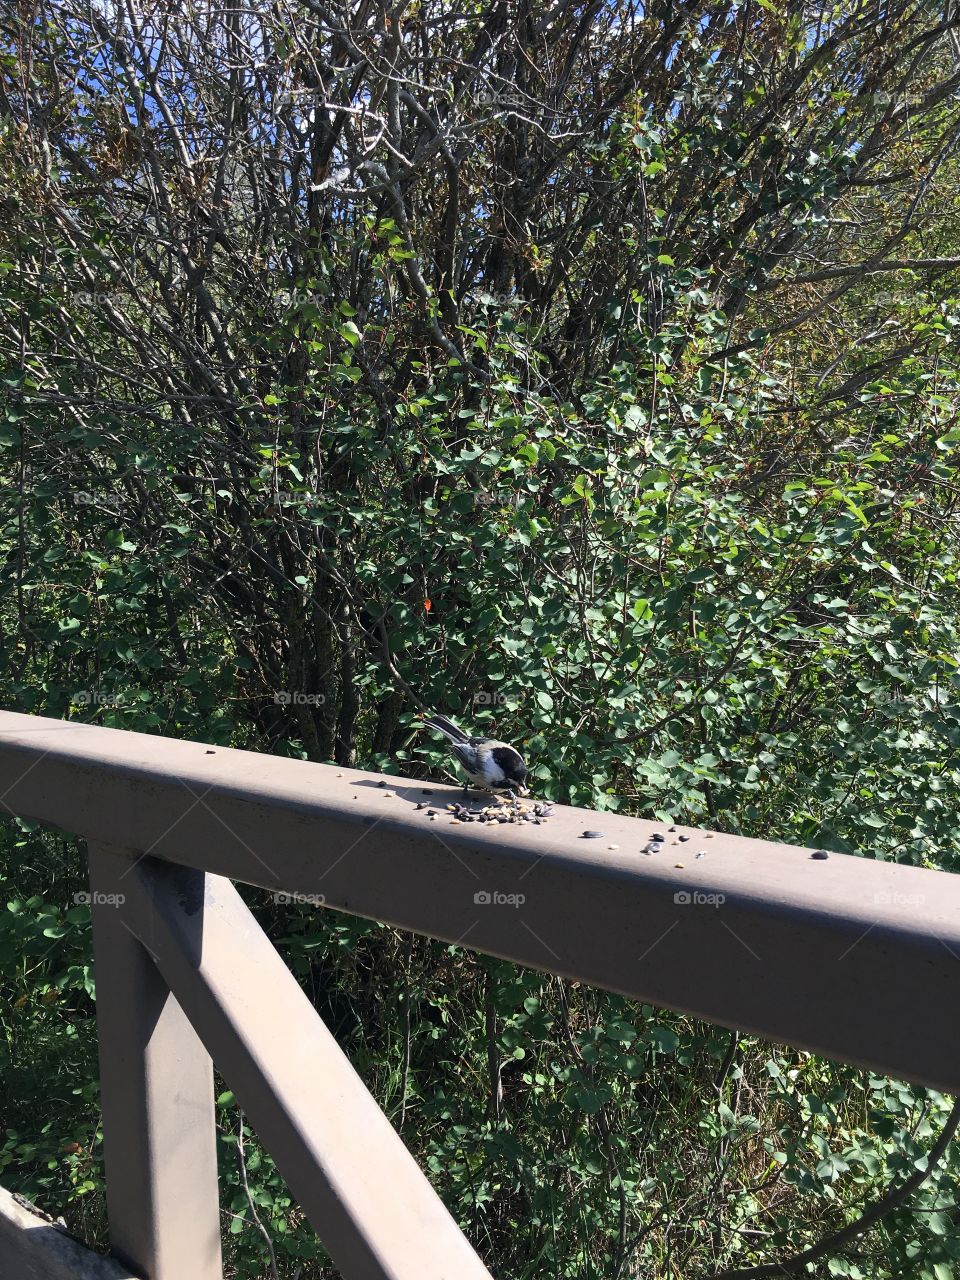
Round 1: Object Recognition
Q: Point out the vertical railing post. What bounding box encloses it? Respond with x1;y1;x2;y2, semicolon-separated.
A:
88;844;223;1280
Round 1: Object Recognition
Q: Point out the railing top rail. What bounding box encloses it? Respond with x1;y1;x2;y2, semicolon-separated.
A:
2;710;959;1091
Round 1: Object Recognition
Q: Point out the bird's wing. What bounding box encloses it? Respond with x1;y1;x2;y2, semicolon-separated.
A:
490;744;527;776
449;741;478;771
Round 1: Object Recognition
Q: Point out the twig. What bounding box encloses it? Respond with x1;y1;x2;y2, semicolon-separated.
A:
714;1032;740;1090
237;1111;280;1280
707;1096;960;1278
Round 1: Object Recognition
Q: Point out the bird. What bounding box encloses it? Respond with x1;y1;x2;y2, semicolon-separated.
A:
421;712;529;796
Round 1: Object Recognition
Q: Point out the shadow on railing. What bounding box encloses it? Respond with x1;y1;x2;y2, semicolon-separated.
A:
2;710;960;1280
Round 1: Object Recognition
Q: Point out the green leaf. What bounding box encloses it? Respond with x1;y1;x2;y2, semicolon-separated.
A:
647;1025;679;1054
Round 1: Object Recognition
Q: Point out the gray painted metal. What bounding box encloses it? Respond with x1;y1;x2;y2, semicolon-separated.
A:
2;712;960;1094
0;1185;141;1280
110;850;494;1280
88;846;222;1280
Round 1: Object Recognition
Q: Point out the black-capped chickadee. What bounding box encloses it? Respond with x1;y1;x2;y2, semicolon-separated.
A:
422;713;529;795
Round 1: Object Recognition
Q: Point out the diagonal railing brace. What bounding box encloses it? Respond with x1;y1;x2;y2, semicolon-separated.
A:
90;843;493;1280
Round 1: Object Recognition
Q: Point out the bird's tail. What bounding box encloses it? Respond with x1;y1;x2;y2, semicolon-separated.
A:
422;713;469;744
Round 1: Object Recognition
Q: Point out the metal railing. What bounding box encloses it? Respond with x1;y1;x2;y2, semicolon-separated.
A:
2;709;959;1280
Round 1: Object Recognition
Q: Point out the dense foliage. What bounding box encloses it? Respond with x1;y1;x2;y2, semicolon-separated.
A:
2;0;960;1275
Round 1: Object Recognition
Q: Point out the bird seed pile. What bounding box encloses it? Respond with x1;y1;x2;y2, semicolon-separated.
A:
416;798;554;825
